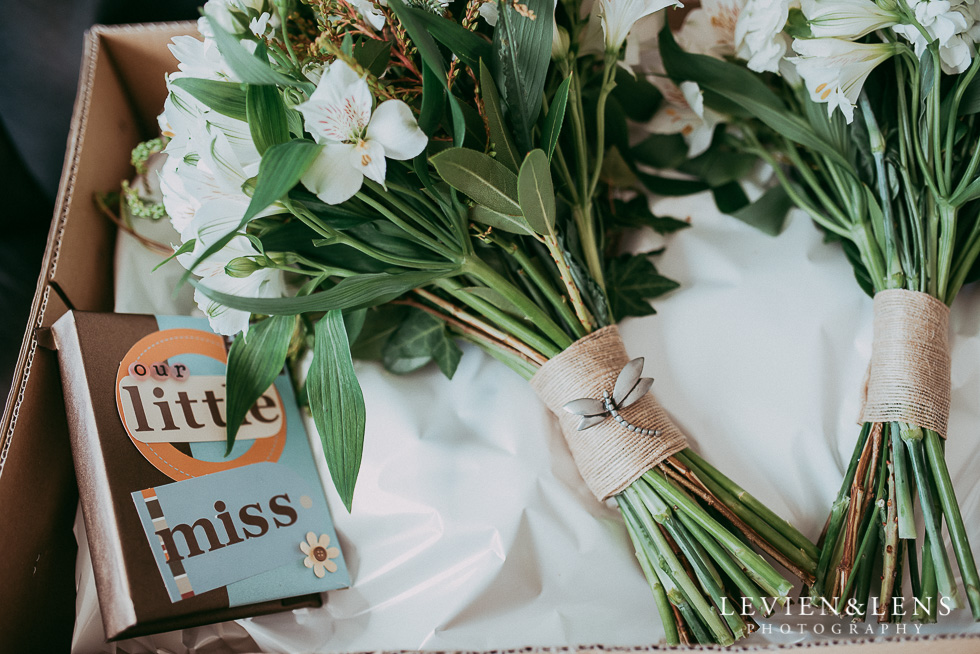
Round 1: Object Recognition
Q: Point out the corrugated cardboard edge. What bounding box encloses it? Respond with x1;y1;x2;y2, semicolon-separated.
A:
1;19;979;653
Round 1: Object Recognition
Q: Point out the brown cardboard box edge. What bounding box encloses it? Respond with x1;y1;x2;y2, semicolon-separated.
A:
0;19;977;653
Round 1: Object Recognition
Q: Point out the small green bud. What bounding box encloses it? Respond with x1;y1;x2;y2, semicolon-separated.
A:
225;256;262;278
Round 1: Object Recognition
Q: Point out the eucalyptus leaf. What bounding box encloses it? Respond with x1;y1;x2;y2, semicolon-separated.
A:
225;315;294;454
470;205;536;235
350;305;410;360
307;310;366;512
431;148;521;214
480;60;521;172
353;38;392;78
517;149;556;235
171;78;247;121
193;269;453;314
245;84;290;154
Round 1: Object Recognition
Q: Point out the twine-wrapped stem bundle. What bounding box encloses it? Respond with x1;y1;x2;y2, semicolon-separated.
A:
525;325;817;646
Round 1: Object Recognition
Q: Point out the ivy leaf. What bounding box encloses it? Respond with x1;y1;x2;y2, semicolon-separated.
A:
606;252;680;321
349;305;410;360
307;310;366;512
730;184;793;236
608;197;691;235
382;308;462;378
224;315;295;454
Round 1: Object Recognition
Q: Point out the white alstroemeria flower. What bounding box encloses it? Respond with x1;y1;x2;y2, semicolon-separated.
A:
792;38;899;122
893;0;978;74
646;80;725;157
352;0;388;30
199;0;268;36
295;61;427;205
168;35;239;82
165;123;283;247
159;87;261;169
178;236;286;336
250;12;274;38
677;0;743;59
734;0;792;73
478;1;498;25
802;0;900;39
597;0;683;53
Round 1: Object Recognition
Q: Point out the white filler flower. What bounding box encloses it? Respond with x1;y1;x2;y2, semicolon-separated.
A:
792;38;899;122
802;0;900;40
296;61;427;205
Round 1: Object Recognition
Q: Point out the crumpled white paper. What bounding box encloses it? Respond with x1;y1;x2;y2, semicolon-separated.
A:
72;192;980;653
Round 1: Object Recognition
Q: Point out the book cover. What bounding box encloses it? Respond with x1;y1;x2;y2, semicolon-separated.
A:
51;311;349;640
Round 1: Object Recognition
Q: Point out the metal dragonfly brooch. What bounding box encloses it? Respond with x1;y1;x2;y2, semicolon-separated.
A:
561;357;661;436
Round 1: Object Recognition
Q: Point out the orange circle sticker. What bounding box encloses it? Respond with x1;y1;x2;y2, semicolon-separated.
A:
115;328;286;481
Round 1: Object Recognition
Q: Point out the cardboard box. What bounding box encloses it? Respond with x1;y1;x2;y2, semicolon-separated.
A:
2;20;979;653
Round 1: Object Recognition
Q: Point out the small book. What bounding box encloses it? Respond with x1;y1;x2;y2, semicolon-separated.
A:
50;311;349;640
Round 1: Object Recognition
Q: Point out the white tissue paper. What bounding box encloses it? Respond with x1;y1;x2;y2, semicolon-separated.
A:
71;191;980;652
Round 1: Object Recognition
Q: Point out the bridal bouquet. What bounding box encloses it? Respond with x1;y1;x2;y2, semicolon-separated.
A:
153;0;817;644
654;0;980;623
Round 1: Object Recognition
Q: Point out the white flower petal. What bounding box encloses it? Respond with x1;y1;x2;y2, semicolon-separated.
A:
296;61;373;144
302;143;364;204
351;140;388;186
366;100;428;160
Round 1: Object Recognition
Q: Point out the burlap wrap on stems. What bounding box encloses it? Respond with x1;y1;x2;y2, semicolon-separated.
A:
530;326;688;502
859;289;951;437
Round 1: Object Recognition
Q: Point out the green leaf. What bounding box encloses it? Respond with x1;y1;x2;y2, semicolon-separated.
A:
224;315;294;454
207;16;311;92
307;310;366;512
405;9;492;72
951;176;980;206
957;75;980;115
637;172;709;196
419;62;445;136
659;26;851;170
431;147;521;214
712;181;750;214
492;0;554;152
607;197;691;235
541;75;571;160
469;205;536;235
193;269;453;315
517;149;556;235
171;78;247;121
730;184;793;235
612;67;662;122
382;308;462;378
350;305;410;360
246;84;290;155
606;252;680;321
679;147;758;188
387;0;465;145
479;60;521;172
631;134;688;170
352;38;392;78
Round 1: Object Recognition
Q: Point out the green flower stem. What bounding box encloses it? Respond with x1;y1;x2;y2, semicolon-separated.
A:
663;513;747;641
434;277;560;359
489;233;587;339
355;189;459;261
902;428;962;609
908;538;922;601
587;55;618;199
924;429;980;618
890;423;917;538
675;509;768;616
542;235;595;332
463;256;573;351
935;201;957;301
619;500;680;645
455;332;537;381
640;470;793;599
625;486;734;645
878;456;900;621
917;537;938;623
677;449;818;562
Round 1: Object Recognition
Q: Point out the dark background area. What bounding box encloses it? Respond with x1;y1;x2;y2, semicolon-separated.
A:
0;0;203;399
